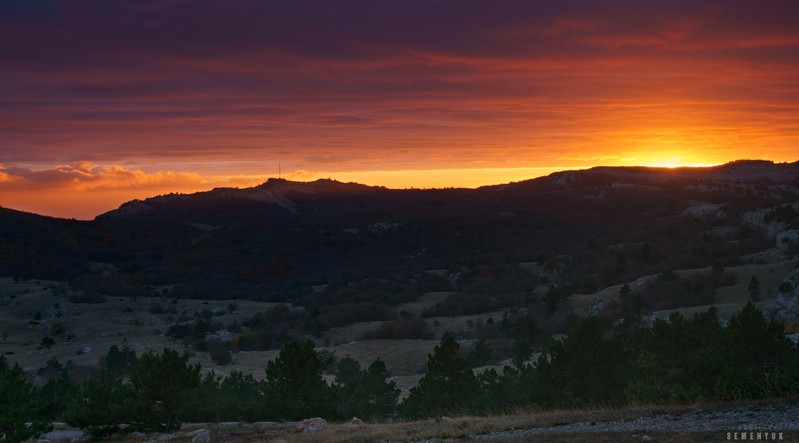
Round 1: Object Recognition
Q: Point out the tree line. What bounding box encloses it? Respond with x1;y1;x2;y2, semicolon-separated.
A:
2;301;798;441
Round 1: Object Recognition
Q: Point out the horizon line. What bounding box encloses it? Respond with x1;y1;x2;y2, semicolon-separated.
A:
3;160;788;221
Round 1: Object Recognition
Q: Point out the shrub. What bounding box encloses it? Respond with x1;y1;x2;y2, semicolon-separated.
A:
49;319;67;336
364;319;430;340
105;345;138;375
208;341;232;366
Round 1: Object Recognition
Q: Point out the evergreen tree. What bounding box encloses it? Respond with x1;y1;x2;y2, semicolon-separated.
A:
475;361;539;413
262;340;334;419
0;357;50;442
625;308;724;402
218;371;264;422
128;348;201;430
511;314;542;363
401;334;479;418
65;371;131;437
40;369;78;421
333;357;399;419
105;345;138;375
178;372;223;423
536;317;629;405
716;301;789;399
467;338;493;368
748;276;761;302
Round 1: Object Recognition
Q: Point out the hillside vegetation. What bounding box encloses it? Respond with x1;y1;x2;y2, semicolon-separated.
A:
3;160;799;439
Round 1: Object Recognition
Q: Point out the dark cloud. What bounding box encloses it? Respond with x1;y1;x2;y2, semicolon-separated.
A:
1;0;798;172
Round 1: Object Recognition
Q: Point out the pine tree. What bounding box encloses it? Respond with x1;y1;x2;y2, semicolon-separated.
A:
177;372;223;423
128;348;201;430
748;276;761;302
262;340;334;419
105;344;138;375
40;369;78;421
511;315;541;363
536;317;629;405
0;357;50;442
65;371;131;437
333;357;399;419
467;338;493;368
218;371;264;422
401;334;479;418
716;301;789;399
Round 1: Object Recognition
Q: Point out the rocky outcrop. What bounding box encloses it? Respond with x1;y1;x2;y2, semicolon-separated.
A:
776;230;799;253
767;264;799;324
189;429;211;443
39;428;87;443
742;204;799;239
680;202;725;219
296;417;328;433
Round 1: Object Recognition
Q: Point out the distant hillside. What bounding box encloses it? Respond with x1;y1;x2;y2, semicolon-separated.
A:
2;159;799;325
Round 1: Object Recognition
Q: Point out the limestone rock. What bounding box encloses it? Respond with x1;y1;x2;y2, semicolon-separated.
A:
190;429;211;443
343;417;365;429
296;417;328;433
777;230;799;252
768;265;799;324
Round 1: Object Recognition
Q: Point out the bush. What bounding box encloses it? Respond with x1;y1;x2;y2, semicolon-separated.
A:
69;291;107;304
208;341;232;366
105;345;138;375
49;319;67;336
364;319;431;340
40;336;55;348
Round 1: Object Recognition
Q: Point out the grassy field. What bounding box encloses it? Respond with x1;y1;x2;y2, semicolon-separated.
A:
0;277;280;376
1;258;793;390
0;277;444;390
569;260;793;319
176;403;741;443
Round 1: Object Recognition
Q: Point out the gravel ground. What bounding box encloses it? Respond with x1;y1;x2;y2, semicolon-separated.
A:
469;405;799;441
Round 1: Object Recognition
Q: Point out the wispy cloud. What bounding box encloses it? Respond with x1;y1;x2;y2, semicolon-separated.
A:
0;162;203;191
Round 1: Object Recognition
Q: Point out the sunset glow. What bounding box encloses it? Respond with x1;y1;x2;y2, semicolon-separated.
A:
2;1;799;219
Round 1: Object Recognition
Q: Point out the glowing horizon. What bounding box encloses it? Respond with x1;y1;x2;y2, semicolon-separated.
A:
0;160;775;220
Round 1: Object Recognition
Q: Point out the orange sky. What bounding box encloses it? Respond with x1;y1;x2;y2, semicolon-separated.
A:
1;1;799;219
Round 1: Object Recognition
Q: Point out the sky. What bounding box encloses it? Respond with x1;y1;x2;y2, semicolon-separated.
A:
1;0;799;219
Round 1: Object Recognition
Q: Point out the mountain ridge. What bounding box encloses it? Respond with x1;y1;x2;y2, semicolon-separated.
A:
95;160;799;221
2;158;799;371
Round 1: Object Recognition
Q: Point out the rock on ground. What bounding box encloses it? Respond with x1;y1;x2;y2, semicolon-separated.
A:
296;417;328;433
189;428;211;443
344;417;365;429
40;429;87;443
